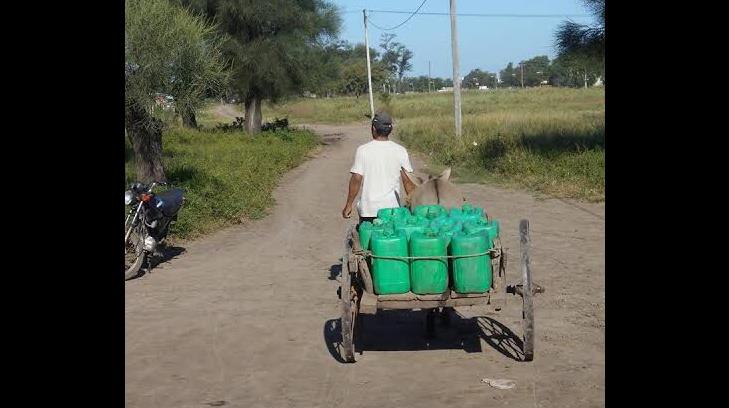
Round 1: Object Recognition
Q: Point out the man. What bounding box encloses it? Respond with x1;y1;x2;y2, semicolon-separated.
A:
342;111;417;225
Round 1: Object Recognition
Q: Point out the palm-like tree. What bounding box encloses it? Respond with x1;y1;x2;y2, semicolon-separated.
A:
554;0;604;61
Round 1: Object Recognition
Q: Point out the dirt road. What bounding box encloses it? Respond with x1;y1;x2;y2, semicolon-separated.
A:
125;122;605;408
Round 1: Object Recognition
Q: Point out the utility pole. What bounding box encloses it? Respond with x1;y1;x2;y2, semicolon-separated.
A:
449;0;462;140
428;60;432;93
363;9;375;119
520;63;524;88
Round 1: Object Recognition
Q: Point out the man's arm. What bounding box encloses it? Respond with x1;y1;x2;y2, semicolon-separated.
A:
342;173;363;218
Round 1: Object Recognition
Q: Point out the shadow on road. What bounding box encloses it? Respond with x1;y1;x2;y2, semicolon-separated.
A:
323;308;526;364
328;263;341;281
156;245;186;264
128;245;187;280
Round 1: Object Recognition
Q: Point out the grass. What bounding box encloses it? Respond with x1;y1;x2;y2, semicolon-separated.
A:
264;96;371;124
125;126;319;240
263;87;605;201
195;103;233;128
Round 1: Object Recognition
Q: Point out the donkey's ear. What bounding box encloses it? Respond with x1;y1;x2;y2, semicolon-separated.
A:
438;167;452;181
402;169;424;186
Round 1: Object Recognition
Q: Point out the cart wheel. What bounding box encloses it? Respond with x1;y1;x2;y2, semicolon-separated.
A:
519;219;535;361
340;228;358;363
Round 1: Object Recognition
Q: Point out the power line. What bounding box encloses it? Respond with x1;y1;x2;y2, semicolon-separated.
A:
368;10;590;18
367;0;429;31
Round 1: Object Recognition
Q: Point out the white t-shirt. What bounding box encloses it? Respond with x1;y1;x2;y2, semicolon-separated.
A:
350;140;414;217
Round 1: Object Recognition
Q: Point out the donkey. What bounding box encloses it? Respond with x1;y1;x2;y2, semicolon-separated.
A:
402;167;466;337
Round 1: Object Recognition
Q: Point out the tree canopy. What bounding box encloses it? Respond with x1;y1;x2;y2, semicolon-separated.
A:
176;0;341;131
125;0;229;182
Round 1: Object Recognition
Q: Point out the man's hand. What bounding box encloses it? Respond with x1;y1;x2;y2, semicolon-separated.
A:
343;173;362;219
342;203;353;218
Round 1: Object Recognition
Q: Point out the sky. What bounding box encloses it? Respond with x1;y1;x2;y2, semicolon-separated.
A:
332;0;596;79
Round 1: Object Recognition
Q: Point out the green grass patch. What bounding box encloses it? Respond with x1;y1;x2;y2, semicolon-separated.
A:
125;126;318;240
261;88;605;201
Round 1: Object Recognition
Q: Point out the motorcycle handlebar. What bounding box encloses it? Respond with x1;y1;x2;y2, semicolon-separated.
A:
130;181;167;194
146;181;167;192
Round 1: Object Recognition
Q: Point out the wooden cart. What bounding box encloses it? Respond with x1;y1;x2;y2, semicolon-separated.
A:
339;219;542;363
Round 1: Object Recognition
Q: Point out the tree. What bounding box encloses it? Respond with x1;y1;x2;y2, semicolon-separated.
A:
554;0;604;82
352;43;380;61
303;39;386;97
403;75;453;92
379;34;398;92
499;62;518;88
518;55;550;87
498;57;550;88
463;68;496;89
333;47;385;98
180;0;341;132
336;62;368;97
331;42;385;97
379;33;396;52
497;53;602;88
378;33;413;93
125;0;228;183
305;39;350;97
548;53;601;87
394;44;413;90
407;75;429;92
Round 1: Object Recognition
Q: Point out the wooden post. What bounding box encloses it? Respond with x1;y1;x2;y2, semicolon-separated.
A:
428;60;432;93
520;63;524;88
363;9;375;119
449;0;462;141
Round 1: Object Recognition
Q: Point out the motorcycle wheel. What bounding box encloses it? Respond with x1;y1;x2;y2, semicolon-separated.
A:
125;222;146;281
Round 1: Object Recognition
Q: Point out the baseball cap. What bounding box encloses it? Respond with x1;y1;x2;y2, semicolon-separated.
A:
372;111;392;126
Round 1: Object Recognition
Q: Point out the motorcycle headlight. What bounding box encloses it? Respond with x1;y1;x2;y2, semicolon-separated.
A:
124;190;134;205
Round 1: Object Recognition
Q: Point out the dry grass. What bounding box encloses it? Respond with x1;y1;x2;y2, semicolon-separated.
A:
260;88;605;201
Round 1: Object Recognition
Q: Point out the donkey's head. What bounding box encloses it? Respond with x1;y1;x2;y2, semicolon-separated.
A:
403;167;466;210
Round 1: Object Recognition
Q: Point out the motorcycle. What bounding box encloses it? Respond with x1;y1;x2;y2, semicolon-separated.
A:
124;181;185;280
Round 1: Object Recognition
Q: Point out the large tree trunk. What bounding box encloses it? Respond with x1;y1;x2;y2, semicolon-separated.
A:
244;96;262;133
181;105;198;128
125;102;166;184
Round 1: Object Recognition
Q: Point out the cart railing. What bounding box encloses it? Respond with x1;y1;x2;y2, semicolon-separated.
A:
354;249;500;261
